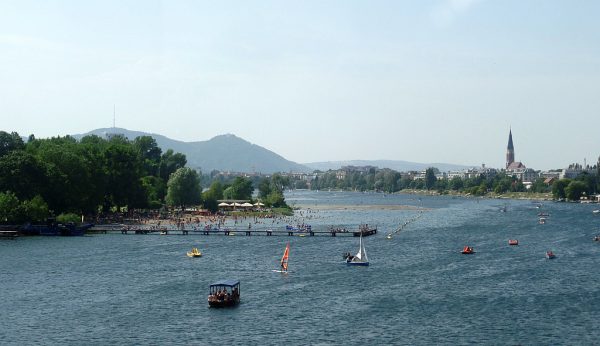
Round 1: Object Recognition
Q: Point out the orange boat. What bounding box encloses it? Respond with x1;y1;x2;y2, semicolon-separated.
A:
508;239;519;246
461;246;475;254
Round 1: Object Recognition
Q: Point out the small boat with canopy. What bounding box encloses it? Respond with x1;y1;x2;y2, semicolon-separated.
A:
208;279;240;308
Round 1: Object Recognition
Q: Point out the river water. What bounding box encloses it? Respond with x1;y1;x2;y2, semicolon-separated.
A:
1;191;599;345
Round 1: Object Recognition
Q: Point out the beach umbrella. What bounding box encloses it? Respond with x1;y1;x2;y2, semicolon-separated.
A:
241;202;254;208
218;202;230;207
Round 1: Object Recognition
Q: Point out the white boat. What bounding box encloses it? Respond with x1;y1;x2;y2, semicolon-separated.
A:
344;233;369;266
593;210;600;214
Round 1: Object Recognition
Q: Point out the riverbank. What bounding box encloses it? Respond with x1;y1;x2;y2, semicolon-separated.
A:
399;189;553;201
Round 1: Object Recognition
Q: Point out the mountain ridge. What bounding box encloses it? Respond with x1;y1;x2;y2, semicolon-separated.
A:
71;128;474;174
73;128;311;174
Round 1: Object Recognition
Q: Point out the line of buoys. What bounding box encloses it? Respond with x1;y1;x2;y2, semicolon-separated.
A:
387;210;425;239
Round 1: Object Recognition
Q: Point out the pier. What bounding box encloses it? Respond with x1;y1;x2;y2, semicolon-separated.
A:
88;226;376;237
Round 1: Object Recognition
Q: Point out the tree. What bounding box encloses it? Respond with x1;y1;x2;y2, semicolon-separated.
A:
552;179;571;200
202;181;224;213
133;136;162;176
449;176;464;191
21;195;49;222
166;167;202;210
229;177;254;200
425;168;437;190
0;191;21;223
159;149;187;182
103;142;145;210
565;181;587;201
0;151;47;200
0;131;25;158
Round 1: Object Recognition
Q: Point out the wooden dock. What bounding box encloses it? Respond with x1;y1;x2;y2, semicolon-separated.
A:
0;230;18;239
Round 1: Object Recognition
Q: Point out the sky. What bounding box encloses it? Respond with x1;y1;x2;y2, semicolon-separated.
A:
1;0;599;170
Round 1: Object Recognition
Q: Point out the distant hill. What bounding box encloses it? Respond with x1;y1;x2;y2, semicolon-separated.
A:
304;160;474;172
74;128;311;174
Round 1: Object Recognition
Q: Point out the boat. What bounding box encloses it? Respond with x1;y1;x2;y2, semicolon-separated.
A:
538;212;550;217
508;239;519;246
160;230;167;235
461;246;475;254
593;210;600;215
386;234;392;239
353;224;377;237
21;221;94;236
208;279;240;308
344;232;369;266
593;235;600;242
546;251;556;259
539;217;546;224
187;247;202;257
278;242;290;273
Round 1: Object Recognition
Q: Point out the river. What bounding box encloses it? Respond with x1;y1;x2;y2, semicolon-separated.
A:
1;190;599;345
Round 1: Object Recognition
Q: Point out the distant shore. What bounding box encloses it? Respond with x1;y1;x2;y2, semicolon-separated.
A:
399;189;553;201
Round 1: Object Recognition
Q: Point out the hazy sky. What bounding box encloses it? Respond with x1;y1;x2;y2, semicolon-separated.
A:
1;0;599;170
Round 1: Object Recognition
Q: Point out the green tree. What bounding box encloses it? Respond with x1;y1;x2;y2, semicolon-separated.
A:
565;180;587;201
0;131;25;157
0;191;21;223
228;177;254;200
0;151;47;200
552;179;571;200
21;195;49;223
103;141;145;210
202;181;224;213
133;136;162;176
425;168;437;190
449;176;464;191
159;149;187;181
166;167;202;210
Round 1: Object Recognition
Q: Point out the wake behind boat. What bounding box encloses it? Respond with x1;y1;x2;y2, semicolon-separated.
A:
344;232;369;266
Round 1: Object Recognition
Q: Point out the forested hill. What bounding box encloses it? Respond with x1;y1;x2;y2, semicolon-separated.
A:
75;128;311;174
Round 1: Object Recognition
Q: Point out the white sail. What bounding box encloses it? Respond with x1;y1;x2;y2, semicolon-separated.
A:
354;233;368;262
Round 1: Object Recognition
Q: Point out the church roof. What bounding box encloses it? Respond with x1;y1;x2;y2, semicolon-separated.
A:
507;129;514;150
507;161;526;170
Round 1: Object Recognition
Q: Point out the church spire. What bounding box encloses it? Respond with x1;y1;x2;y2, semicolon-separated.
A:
506;128;515;169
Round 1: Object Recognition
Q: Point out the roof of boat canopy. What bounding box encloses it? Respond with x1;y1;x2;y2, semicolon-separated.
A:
210;279;240;287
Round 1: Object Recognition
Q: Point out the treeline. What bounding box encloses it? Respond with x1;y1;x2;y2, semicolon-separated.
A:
0;131;289;224
305;167;600;200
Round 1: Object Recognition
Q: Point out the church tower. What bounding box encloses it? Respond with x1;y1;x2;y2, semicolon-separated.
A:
506;129;515;169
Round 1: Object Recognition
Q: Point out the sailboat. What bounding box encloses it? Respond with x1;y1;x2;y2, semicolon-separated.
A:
274;242;290;273
344;233;369;266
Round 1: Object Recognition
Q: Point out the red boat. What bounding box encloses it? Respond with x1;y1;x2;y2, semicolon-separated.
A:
461;246;475;254
546;251;555;259
508;239;519;246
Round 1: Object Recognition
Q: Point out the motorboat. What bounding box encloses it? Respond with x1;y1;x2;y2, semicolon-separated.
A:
539;217;546;225
508;239;519;246
208;279;240;308
546;251;556;259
